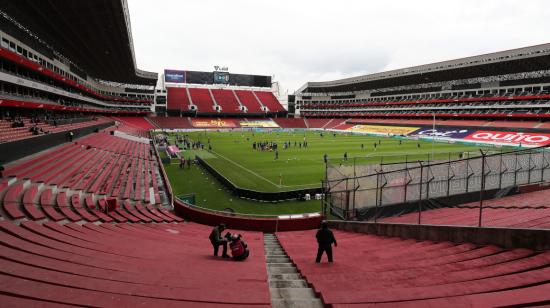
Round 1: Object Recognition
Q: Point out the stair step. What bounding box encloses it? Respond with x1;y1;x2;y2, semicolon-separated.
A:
270;288;317;299
270;273;303;280
269;267;298;274
267;258;291;263
268;263;294;268
264;233;324;307
271;298;324;308
269;280;309;288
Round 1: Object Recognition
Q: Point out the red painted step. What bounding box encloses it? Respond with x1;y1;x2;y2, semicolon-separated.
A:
3;182;26;219
22;184;45;220
56;192;81;222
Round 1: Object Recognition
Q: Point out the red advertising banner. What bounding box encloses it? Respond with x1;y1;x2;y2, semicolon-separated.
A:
191;119;238;128
464;130;550;146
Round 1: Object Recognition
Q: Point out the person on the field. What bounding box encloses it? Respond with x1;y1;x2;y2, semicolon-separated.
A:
417;143;421;148
361;144;364;150
323;153;328;163
209;223;230;258
316;221;337;263
343;152;348;161
179;157;185;169
187;157;191;169
275;150;279;160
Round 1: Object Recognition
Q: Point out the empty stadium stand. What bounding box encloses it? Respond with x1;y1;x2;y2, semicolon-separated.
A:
382;188;550;229
110;116;155;138
148;116;194;129
0;131;172;222
277;229;550;307
211;89;243;114
235;90;265;113
0;116;111;143
165;87;285;116
304;118;333;129
255;91;286;112
0;220;271;306
313;117;550;131
188;88;217;113
273;118;307;128
166;88;192;112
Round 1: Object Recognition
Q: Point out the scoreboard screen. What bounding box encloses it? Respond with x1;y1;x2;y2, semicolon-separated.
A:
213;71;230;84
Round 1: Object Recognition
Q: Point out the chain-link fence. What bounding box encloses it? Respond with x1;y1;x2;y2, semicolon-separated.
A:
323;147;550;225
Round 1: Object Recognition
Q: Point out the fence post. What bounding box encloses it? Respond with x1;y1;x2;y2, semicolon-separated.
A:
418;162;423;225
513;152;518;186
478;150;487;228
352;157;356;217
374;171;380;223
527;151;532;184
447;154;452;196
498;150;503;189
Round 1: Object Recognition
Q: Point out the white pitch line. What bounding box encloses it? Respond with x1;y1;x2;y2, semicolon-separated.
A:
210;150;282;188
210;151;321;189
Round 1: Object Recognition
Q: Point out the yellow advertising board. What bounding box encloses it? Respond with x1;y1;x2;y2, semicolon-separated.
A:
240;120;280;128
192;119;238;128
347;125;419;135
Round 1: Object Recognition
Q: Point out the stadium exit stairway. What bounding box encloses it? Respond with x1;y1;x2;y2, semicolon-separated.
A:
264;233;324;308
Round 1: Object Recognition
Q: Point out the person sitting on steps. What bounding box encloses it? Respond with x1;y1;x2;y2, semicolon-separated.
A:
226;233;249;261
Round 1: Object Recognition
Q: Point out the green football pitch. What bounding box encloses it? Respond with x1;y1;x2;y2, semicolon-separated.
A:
166;130;492;193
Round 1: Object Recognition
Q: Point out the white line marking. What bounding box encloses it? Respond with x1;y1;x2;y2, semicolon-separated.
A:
209;150;320;189
210;150;282;188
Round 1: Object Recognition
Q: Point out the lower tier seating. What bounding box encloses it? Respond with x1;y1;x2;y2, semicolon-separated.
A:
148;116;194;129
0;132;171;222
0;116;111;144
381;189;550;229
304;118;333;128
278;229;550;307
110;116;155;138
0;221;270;306
273;118;307;128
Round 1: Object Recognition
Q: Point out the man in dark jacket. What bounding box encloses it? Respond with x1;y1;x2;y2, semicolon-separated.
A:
209;223;229;258
316;221;337;263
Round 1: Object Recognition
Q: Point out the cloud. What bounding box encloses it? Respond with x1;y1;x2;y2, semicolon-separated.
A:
127;0;550;93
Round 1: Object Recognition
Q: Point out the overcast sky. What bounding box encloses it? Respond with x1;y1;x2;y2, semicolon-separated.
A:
128;0;550;94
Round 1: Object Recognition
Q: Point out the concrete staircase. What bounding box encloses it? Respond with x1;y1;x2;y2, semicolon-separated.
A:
264;233;324;308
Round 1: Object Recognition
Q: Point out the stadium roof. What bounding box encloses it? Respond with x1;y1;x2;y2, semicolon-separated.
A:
298;43;550;94
1;0;157;85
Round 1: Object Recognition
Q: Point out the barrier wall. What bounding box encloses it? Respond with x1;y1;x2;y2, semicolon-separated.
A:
0;121;114;163
328;220;550;250
174;199;324;232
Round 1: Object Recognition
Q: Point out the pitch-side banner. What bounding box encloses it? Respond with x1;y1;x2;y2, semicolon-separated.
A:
240;120;280;128
347;125;419;135
191;119;238;128
464;130;550;146
410;128;474;139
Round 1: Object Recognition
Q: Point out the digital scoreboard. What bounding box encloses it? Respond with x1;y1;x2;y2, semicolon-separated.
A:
213;71;230;84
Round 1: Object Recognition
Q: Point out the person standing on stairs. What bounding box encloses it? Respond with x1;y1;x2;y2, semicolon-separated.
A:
315;221;337;263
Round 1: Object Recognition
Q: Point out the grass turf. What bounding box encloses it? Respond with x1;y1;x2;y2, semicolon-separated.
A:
164;159;321;215
167;130;494;192
159;130;496;215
